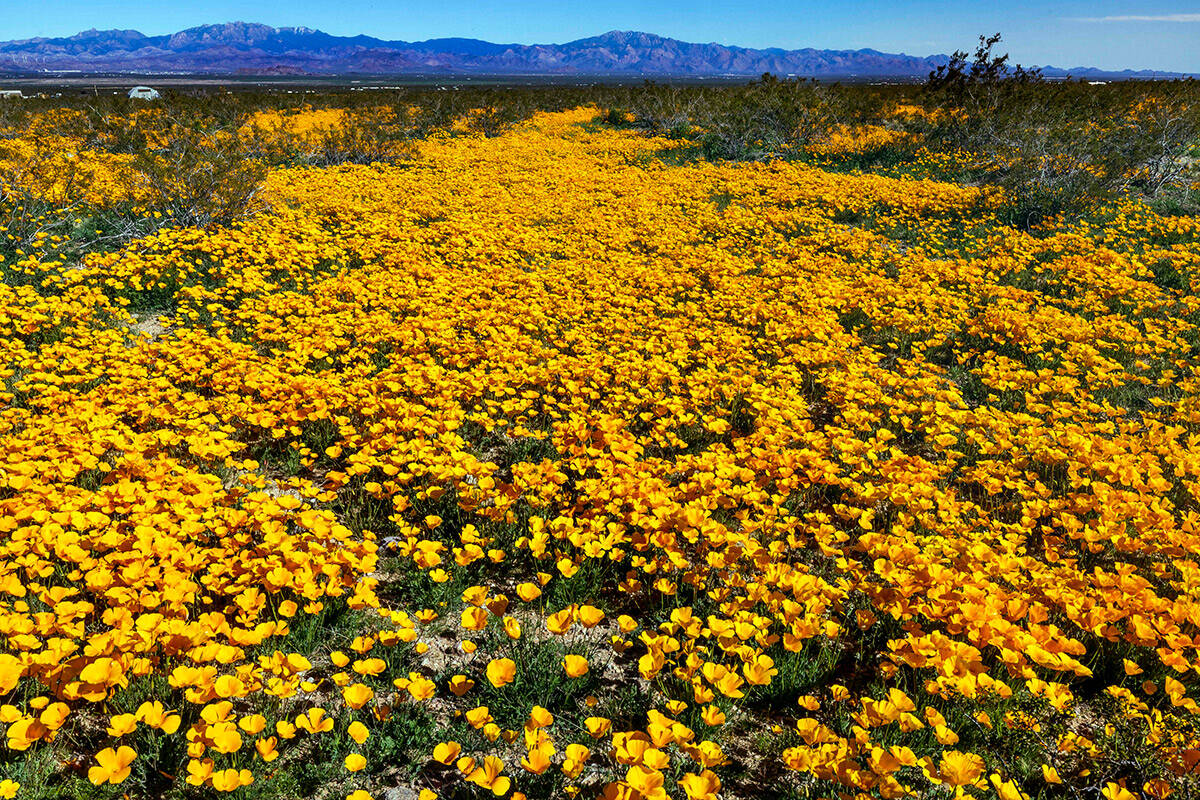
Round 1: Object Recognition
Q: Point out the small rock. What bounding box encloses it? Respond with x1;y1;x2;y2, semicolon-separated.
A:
131;315;168;342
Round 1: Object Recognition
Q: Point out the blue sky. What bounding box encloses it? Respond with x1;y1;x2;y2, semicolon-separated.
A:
4;1;1198;72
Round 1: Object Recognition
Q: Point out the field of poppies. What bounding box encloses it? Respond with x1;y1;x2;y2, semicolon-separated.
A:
1;88;1200;800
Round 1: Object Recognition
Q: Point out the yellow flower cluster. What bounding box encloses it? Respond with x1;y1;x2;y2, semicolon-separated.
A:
809;123;916;156
242;107;351;143
0;133;143;206
0;104;1198;799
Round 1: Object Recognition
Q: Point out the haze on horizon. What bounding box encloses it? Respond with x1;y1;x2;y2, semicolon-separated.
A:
4;0;1199;74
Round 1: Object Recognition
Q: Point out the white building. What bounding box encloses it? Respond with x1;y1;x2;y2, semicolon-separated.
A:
128;86;160;100
0;90;22;99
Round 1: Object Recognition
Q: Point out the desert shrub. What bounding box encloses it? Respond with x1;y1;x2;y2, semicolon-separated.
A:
616;77;863;160
699;76;851;160
1122;87;1200;198
925;33;1044;103
625;83;700;139
970;84;1199;226
922;35;1200;225
597;40;1199;223
130;117;269;229
299;111;415;166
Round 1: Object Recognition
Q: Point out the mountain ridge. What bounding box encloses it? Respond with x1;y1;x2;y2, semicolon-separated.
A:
0;23;1178;78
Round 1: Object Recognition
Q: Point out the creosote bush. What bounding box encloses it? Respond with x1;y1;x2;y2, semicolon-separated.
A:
131;119;270;229
920;35;1200;226
599;45;1199;226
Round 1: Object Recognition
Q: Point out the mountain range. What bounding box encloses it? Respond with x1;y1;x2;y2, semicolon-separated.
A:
0;22;1177;78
